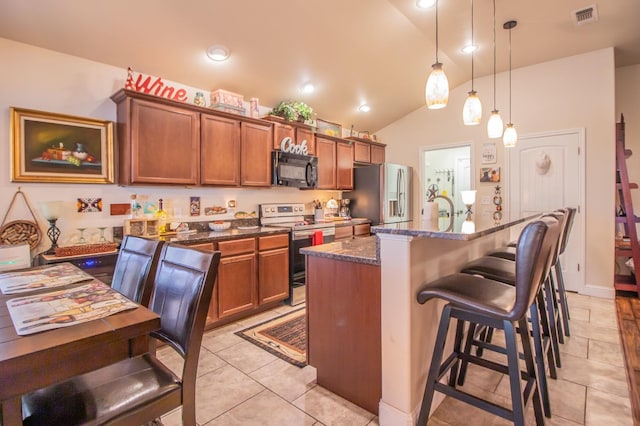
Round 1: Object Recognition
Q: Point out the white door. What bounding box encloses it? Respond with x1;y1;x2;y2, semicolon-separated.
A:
508;129;584;293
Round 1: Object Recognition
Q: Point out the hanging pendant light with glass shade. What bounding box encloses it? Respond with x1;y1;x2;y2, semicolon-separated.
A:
426;0;449;109
503;20;518;147
487;0;503;138
463;0;482;125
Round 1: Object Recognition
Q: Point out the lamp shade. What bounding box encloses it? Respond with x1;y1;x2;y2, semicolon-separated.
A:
487;110;504;138
426;62;449;109
463;91;482;125
461;219;476;234
460;190;477;206
40;201;64;220
503;123;518;147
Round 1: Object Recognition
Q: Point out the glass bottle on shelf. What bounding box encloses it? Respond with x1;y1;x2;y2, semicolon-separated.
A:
156;198;168;234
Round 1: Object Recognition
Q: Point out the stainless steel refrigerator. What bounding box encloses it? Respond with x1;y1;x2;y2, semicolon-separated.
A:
344;163;412;225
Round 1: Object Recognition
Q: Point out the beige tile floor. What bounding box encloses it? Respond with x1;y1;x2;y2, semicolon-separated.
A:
156;292;633;425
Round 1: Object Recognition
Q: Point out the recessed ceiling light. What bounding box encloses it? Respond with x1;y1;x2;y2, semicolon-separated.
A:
206;45;230;61
416;0;436;9
358;104;371;113
300;82;315;94
461;44;478;54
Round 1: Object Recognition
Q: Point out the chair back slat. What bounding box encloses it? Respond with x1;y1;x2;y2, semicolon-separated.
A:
512;217;559;320
111;236;163;305
149;244;220;360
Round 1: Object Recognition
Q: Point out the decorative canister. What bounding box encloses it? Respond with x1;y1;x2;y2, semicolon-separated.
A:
194;92;206;107
249;97;259;118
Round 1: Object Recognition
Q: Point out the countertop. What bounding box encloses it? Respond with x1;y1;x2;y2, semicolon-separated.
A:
159;226;289;244
372;214;539;241
300;236;379;265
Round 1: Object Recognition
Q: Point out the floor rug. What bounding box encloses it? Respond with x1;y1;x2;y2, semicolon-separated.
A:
235;308;306;367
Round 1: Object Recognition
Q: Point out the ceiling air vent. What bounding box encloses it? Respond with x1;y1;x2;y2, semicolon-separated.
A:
572;5;599;25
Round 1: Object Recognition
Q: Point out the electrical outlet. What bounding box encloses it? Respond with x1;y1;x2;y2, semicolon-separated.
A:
481;196;491;205
482;209;491;219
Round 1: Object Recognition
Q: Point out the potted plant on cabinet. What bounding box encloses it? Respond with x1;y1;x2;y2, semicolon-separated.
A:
269;100;314;123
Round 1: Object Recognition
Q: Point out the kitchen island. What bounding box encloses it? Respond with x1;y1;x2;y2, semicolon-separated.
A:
302;216;536;424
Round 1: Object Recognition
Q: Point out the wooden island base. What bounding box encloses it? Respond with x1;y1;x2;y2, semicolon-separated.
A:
305;255;381;415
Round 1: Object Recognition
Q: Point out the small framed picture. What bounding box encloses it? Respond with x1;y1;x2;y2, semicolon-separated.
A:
481;143;497;164
190;197;201;216
480;167;501;183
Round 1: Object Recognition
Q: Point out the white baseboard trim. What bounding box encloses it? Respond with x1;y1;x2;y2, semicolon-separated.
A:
580;284;615;299
378;401;415;426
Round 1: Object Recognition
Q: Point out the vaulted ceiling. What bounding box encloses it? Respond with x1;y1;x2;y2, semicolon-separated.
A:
1;0;639;132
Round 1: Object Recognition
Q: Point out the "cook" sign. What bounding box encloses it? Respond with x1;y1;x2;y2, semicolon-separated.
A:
280;137;308;155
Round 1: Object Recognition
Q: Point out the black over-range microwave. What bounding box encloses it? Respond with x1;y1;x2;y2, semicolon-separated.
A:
272;151;318;188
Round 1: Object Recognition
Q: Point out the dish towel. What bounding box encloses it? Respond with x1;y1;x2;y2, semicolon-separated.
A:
312;230;324;245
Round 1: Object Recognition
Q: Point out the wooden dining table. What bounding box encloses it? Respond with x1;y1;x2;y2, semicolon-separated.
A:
0;265;161;425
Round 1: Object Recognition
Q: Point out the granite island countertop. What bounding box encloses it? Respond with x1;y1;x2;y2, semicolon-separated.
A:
372;214;539;241
300;235;379;265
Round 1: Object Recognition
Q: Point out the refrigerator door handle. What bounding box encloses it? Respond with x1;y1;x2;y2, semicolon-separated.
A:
398;168;405;217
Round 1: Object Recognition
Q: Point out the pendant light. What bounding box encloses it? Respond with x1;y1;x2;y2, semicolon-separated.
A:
503;20;517;147
462;0;482;125
425;0;449;109
487;0;503;138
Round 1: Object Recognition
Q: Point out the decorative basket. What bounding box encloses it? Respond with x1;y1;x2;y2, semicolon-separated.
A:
54;242;118;257
0;188;42;250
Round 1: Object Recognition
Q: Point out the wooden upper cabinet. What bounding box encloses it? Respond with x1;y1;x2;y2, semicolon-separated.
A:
336;141;354;190
371;144;385;164
273;123;294;150
273;122;316;155
201;114;241;186
354;141;371;163
296;127;316;155
316;136;337;189
241;122;273;187
117;96;200;185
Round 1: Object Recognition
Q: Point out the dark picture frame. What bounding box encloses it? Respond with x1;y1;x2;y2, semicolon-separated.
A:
10;107;114;184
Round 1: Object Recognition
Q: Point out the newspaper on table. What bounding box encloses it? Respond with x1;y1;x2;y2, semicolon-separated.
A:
0;263;94;295
7;281;139;336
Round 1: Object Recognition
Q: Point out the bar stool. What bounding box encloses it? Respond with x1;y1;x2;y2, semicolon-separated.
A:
416;219;556;426
552;207;576;337
458;215;563;418
487;211;569;342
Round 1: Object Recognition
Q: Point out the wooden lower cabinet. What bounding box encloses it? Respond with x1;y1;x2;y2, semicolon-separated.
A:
186;234;289;327
334;226;353;241
306;255;381;414
258;247;289;304
353;223;371;237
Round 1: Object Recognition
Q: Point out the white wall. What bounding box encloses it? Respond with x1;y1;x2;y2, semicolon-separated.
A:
377;48;616;295
0;37;337;251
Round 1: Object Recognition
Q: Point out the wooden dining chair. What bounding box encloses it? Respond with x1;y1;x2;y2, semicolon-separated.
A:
22;243;221;426
111;235;164;305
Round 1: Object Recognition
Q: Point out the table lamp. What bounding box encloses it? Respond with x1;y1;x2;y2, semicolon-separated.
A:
460;190;477;234
40;201;64;255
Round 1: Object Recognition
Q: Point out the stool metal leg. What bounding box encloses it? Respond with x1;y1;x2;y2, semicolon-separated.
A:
543;278;563;367
555;261;571;335
529;300;552;418
517;317;546;426
417;305;454;425
504;320;527;425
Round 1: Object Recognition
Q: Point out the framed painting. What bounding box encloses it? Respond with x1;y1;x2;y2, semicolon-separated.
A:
11;107;114;184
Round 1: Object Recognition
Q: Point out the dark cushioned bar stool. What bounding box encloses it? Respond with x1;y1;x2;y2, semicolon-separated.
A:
484;211;569;342
415;219;556;426
458;215;563;418
552;207;576;337
22;244;222;426
490;208;575;339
